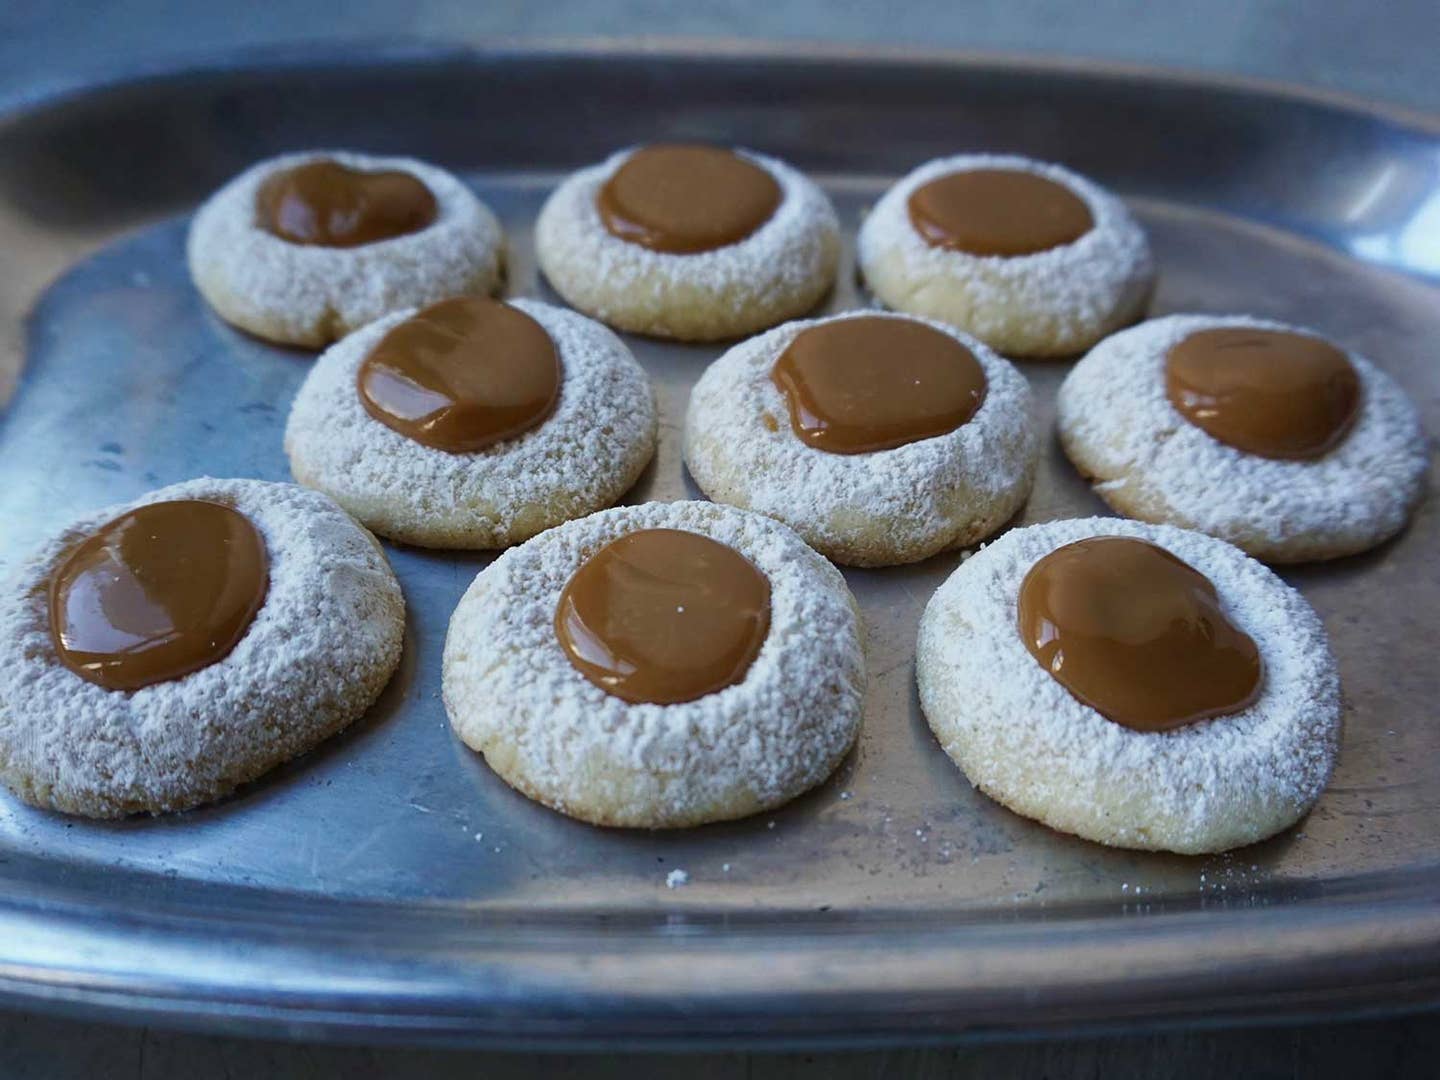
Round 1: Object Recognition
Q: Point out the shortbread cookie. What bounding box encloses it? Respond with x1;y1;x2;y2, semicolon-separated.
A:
1058;314;1428;562
535;144;840;341
685;311;1038;566
0;478;404;818
188;150;504;346
858;154;1153;357
917;516;1340;854
285;297;656;549
443;501;865;828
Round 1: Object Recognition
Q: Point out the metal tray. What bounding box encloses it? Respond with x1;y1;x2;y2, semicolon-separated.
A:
0;43;1437;1047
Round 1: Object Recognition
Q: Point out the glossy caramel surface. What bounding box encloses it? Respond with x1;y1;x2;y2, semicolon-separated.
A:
908;168;1093;256
1017;536;1262;732
257;160;437;247
48;500;269;692
597;144;781;254
771;316;987;454
1166;327;1361;459
555;529;771;705
357;297;560;453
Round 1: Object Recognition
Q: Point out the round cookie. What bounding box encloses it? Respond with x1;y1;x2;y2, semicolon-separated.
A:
916;516;1341;854
684;311;1038;567
1058;314;1429;562
535;146;840;341
857;154;1154;357
0;478;405;818
188;150;504;346
443;501;866;828
285;298;657;549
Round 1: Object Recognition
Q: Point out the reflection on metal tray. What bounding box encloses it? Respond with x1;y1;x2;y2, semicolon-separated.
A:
0;44;1437;1046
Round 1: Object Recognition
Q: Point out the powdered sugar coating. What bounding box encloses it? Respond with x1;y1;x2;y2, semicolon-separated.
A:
684;310;1038;567
0;479;405;818
1058;314;1429;562
916;516;1340;854
857;154;1154;357
443;501;865;828
187;150;504;346
535;148;840;341
285;299;657;549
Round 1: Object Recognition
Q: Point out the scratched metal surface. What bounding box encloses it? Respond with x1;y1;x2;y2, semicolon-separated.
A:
0;46;1436;1046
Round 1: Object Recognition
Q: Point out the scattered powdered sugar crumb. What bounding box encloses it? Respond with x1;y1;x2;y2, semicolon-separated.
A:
685;310;1037;564
442;501;866;828
1057;313;1428;559
665;869;689;889
916;515;1342;854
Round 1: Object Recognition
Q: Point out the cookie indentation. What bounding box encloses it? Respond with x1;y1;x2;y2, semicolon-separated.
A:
257;160;437;248
1017;535;1262;731
771;315;986;454
555;528;770;704
907;168;1093;256
597;144;781;254
357;297;561;453
48;500;268;691
1166;327;1360;459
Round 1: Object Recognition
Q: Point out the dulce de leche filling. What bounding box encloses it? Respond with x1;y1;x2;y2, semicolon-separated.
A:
357;297;560;453
47;500;269;692
1166;327;1361;460
770;316;987;454
907;168;1094;256
1017;536;1262;732
597;144;781;254
555;529;771;705
257;160;438;248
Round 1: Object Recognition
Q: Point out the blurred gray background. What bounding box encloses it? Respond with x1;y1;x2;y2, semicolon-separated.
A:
1;1;1437;1076
2;0;1439;111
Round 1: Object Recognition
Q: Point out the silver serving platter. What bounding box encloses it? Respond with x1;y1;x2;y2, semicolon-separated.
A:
0;43;1437;1047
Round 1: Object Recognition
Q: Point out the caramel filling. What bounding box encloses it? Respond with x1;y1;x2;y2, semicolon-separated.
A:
48;500;269;692
1166;327;1361;459
257;160;437;248
771;316;987;454
597;144;781;254
357;297;561;453
1017;536;1262;732
555;529;771;705
907;168;1093;256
